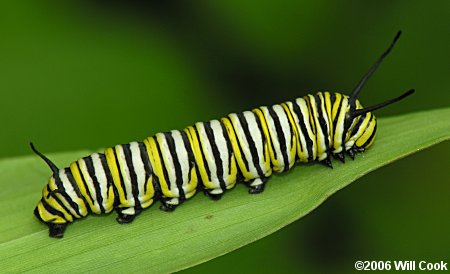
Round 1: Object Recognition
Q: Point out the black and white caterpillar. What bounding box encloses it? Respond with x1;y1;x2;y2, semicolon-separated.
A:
32;31;414;238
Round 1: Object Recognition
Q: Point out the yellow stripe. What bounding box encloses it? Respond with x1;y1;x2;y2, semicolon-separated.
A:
47;178;81;218
221;117;247;178
144;137;173;198
43;187;73;222
37;202;66;224
105;185;115;213
183;128;202;192
142;141;156;202
331;93;342;121
333;94;348;152
356;116;376;147
318;92;332;155
104;148;129;207
227;155;238;186
304;96;316;135
252;108;272;171
156;133;179;197
323;92;334;142
256;107;284;170
281;102;299;162
184;127;214;189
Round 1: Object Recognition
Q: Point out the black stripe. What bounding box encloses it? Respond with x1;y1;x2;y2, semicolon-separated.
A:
236;113;265;178
304;96;317;135
83;156;105;213
291;100;314;162
362;118;377;148
314;94;330;151
53;170;82;217
154;136;172;191
193;126;212;183
281;105;296;152
75;161;97;209
286;103;303;155
65;168;91;214
122;144;142;209
180;130;196;185
46;185;75;219
252;111;269;164
99;153;118;207
112;147;128;201
257;108;277;161
332;95;343;140
351;113;370;137
164;132;186;201
185;129;203;191
220;118;236;174
268;106;290;171
138;142;156;198
203;122;226;191
41;198;66;220
227;114;250;172
330;92;336;106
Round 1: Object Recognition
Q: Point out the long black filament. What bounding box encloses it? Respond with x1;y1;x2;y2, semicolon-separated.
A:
351;89;415;118
30;142;59;173
349;31;402;109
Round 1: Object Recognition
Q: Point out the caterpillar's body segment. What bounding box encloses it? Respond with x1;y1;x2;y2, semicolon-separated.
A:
32;31;414;238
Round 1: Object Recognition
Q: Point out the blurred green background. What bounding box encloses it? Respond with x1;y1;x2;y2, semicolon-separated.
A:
1;1;449;273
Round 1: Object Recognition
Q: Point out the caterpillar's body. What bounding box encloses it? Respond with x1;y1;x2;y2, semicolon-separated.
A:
33;31;414;238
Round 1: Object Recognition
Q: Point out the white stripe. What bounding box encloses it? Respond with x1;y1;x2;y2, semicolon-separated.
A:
210;120;228;180
195;122;220;189
115;145;135;206
272;104;294;167
243;111;266;173
91;153;109;211
171;130;190;192
58;170;83;217
296;98;317;160
260;106;283;169
229;113;258;176
129;142;146;204
156;133;179;196
287;101;308;162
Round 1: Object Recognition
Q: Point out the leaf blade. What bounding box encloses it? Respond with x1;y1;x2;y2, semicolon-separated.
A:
0;108;449;273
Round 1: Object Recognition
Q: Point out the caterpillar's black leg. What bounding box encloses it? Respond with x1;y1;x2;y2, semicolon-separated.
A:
320;155;333;169
117;213;137;224
204;190;223;201
116;208;141;224
249;184;265;194
48;223;68;238
247;177;268;194
347;148;356;160
159;199;179;212
333;152;345;163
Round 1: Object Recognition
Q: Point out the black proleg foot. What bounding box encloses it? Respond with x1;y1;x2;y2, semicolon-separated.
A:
48;223;68;238
347;148;356;160
333;152;345;163
320;156;333;169
248;184;265;194
116;213;137;224
204;190;223;201
159;202;177;212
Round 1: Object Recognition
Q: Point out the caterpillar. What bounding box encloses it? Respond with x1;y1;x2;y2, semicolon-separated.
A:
32;31;414;238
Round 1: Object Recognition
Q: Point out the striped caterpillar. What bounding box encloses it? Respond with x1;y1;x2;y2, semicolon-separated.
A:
32;31;414;238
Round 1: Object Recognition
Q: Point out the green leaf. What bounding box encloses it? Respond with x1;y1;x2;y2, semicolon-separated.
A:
0;108;449;273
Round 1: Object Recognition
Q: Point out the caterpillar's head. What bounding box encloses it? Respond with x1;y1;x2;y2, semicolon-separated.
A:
335;31;414;159
31;143;70;238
